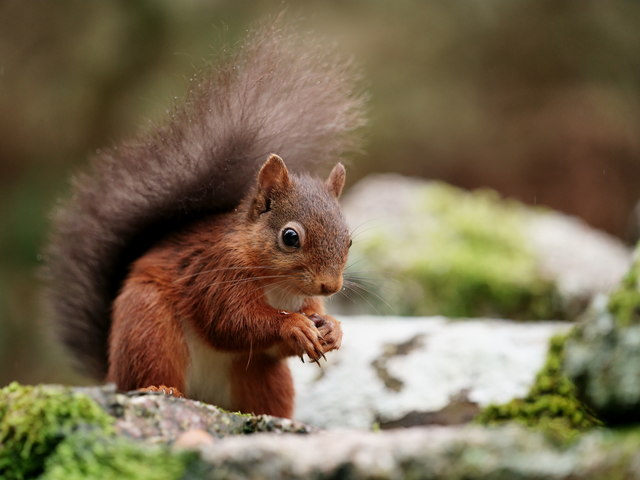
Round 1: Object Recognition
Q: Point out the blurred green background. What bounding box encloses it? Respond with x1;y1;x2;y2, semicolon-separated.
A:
1;0;640;386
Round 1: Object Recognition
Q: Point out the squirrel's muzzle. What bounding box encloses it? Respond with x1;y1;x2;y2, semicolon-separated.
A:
317;276;343;296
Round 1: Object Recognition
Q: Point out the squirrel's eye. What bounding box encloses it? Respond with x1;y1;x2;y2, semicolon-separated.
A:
282;228;300;248
348;239;353;248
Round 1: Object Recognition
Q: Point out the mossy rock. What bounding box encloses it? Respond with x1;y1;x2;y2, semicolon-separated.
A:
40;429;202;480
607;248;640;328
479;244;640;433
0;382;114;479
341;175;630;320
563;245;640;424
476;334;602;441
0;383;310;479
0;383;201;480
343;177;565;319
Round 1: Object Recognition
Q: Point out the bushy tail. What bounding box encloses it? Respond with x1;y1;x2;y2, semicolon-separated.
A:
43;19;366;379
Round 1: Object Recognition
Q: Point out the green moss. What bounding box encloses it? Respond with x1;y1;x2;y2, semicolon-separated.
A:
353;183;563;319
607;247;640;327
0;382;113;479
476;334;603;442
0;383;204;480
41;429;200;480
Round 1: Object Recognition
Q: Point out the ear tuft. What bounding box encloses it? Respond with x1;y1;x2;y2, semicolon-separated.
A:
326;163;346;199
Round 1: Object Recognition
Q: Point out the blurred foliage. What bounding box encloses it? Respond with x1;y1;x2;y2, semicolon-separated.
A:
476;334;603;443
1;0;640;384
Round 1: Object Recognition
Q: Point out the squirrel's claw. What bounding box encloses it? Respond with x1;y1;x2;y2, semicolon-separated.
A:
135;385;184;398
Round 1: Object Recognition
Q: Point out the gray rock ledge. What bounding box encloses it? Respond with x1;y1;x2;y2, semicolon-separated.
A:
197;425;640;479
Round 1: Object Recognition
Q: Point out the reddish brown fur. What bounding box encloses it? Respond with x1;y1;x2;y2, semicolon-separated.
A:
108;260;189;392
230;354;295;418
107;157;349;417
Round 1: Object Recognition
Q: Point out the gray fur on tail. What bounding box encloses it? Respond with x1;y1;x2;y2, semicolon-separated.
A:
43;20;366;379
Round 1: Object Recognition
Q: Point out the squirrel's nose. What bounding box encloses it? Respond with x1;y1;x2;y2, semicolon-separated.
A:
319;277;343;296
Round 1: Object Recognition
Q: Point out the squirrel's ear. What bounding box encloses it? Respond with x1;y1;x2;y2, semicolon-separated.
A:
250;154;290;219
258;154;290;193
326;163;346;199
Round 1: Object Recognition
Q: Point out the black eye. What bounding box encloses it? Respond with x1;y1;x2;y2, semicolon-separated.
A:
348;239;353;248
282;228;300;248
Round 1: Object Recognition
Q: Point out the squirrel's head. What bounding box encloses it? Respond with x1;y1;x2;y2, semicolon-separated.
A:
244;154;351;301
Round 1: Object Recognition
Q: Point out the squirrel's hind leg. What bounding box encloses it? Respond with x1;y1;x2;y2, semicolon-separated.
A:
229;354;294;418
108;278;188;396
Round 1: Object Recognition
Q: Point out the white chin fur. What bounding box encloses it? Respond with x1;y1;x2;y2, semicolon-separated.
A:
264;284;307;312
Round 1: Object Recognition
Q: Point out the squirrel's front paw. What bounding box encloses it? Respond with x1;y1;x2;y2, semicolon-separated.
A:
281;314;325;362
306;313;342;353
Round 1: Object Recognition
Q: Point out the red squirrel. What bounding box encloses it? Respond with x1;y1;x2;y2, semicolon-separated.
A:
44;21;365;418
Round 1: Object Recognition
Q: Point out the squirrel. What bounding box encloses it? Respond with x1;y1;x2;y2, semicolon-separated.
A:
43;20;366;419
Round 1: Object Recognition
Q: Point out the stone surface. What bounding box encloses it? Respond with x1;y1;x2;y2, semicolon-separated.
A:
197;425;640;479
338;175;631;319
6;382;640;479
290;316;570;428
527;211;632;307
78;384;313;442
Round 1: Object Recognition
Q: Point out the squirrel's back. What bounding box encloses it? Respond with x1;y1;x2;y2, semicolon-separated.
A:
44;19;366;379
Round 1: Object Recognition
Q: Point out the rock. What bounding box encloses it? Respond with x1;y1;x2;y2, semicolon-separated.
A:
5;381;640;479
563;247;640;424
0;382;312;479
78;384;313;442
527;211;632;309
338;175;631;319
198;424;640;479
290;316;570;428
475;333;603;438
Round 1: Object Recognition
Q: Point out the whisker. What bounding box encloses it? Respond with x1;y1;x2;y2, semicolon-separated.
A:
343;271;380;287
246;338;253;371
215;277;300;300
349;218;382;239
173;265;284;283
346;270;403;290
242;278;303;308
344;270;375;281
335;284;359;306
344;258;367;271
340;281;385;315
345;278;380;290
203;274;303;289
344;279;394;313
347;279;392;306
